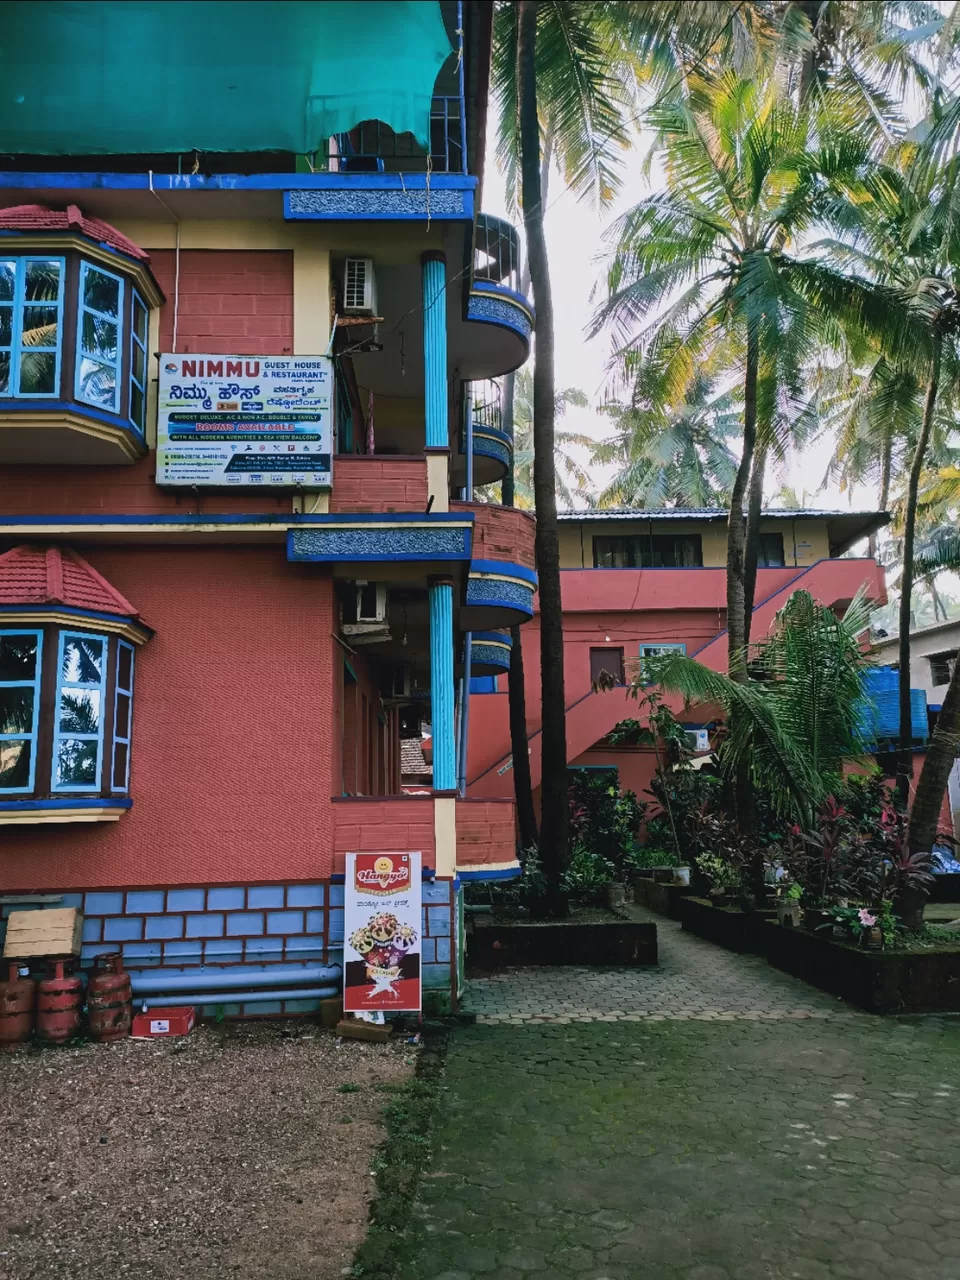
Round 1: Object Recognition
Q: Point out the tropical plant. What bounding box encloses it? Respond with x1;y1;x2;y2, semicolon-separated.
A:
568;767;647;881
590;369;739;508
643;588;874;827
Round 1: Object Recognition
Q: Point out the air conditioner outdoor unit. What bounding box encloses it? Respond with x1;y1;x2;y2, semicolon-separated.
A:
343;257;377;314
355;582;388;624
683;728;711;754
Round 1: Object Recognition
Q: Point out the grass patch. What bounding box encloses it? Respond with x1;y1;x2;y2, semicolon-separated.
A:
337;1082;363;1093
351;1030;448;1278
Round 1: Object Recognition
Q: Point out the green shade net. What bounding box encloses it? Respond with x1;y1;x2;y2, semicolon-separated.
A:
0;0;453;154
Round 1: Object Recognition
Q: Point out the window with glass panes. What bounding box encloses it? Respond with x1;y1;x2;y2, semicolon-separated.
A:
76;262;124;414
0;631;43;793
758;532;786;567
111;641;135;792
53;631;106;791
593;534;703;568
129;291;148;432
0;258;64;397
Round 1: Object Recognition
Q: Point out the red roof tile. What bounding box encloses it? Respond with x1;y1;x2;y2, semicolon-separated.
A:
0;204;150;262
0;545;141;618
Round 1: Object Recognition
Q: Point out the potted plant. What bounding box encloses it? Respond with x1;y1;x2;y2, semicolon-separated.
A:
695;854;741;908
776;881;803;927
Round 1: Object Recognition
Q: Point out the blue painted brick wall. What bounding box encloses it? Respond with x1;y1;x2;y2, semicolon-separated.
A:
3;876;462;1016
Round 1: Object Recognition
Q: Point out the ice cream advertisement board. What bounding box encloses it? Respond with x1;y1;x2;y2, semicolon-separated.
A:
343;852;421;1012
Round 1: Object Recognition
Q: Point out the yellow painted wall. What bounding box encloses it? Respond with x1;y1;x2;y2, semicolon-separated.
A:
559;518;833;568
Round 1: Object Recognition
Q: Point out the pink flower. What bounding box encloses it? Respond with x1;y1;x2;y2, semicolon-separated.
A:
858;909;876;927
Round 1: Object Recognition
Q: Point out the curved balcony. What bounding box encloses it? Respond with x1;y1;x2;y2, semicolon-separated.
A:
451;379;513;487
469;629;512;676
453;500;537;628
463;214;533;379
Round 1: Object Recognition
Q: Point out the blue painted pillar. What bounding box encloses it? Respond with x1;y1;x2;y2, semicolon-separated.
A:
429;576;456;791
421;252;448;449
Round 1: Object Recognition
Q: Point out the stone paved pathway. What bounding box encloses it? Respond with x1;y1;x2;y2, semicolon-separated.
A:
464;909;853;1022
397;917;960;1280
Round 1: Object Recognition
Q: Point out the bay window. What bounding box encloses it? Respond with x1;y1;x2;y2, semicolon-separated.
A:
0;251;150;438
0;625;136;804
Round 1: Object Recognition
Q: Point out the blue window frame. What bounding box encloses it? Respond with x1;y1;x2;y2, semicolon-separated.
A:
129;289;148;433
52;630;107;792
111;640;135;793
76;261;124;414
0;257;65;399
638;641;686;685
0;630;43;793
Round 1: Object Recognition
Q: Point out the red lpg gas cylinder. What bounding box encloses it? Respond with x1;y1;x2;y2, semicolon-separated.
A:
0;961;36;1049
87;952;132;1043
36;959;83;1044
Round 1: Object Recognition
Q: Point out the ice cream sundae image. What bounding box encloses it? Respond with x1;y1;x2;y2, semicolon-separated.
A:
349;913;418;999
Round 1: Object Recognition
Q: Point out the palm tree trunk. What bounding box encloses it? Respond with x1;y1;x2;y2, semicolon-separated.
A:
909;653;960;855
508;623;539;850
868;434;892;560
500;380;538;845
519;0;569;915
898;338;941;804
742;440;768;646
727;325;759;679
728;324;759;849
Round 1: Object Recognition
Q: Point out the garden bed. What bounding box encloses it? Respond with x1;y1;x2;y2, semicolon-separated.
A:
679;896;775;955
634;875;692;920
765;921;960;1013
468;909;657;968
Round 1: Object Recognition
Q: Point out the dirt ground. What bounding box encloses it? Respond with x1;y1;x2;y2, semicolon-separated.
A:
0;1021;415;1280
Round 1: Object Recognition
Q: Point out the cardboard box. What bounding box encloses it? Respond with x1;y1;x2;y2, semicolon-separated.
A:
2;907;83;958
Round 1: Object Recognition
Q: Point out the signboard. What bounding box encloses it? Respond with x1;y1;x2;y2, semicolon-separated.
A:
157;354;333;488
344;852;421;1012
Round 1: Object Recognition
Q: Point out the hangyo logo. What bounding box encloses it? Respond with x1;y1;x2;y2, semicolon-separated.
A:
355;854;411;896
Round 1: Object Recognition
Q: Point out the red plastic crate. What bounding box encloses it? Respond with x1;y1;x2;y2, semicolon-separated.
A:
131;1006;195;1039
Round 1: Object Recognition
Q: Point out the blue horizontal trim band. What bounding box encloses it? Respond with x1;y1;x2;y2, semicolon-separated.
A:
0;172;479;195
472;630;512;646
473;426;512;448
470;558;538;586
459;866;522;882
0;797;133;811
471;279;535;317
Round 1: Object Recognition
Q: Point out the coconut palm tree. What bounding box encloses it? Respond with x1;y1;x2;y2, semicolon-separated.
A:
592;71;889;830
507;368;593;509
497;0;655;911
591;368;739;509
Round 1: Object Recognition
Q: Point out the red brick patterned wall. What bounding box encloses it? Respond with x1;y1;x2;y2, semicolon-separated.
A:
0;546;337;891
452;501;536;571
331;796;437;876
151;249;294;356
329;457;429;514
454;798;517;867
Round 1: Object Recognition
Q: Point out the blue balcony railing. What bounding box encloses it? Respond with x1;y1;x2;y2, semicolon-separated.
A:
329;95;466;175
474;214;522;294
